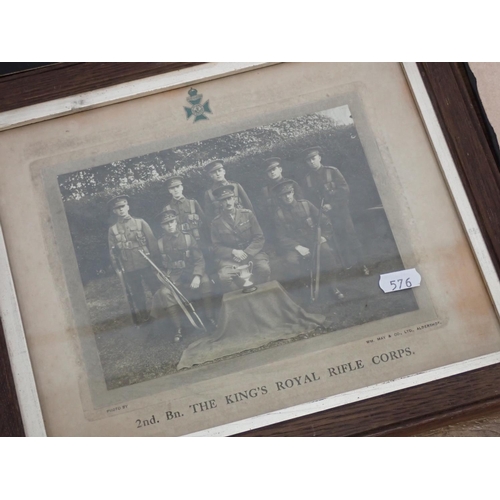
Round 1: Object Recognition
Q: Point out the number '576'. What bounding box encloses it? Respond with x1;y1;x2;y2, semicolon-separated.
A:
390;278;412;291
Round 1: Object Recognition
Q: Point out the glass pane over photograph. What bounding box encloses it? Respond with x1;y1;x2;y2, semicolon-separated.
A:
57;105;419;390
3;63;500;436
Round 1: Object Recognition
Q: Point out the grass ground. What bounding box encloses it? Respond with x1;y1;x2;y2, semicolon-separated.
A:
85;250;417;390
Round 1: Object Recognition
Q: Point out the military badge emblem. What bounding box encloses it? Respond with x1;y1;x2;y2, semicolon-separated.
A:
184;87;212;122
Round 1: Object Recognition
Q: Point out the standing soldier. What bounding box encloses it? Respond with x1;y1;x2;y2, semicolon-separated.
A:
150;209;215;341
162;176;205;243
210;185;270;293
259;157;303;214
203;159;254;221
107;195;160;325
271;180;344;300
301;146;369;275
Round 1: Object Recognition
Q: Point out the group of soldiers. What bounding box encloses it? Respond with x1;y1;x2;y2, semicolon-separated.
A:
107;146;369;341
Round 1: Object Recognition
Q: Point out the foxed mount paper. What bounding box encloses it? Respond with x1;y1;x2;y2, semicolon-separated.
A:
1;63;499;436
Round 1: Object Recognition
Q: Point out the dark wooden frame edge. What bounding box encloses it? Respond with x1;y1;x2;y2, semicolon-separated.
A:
1;62;499;437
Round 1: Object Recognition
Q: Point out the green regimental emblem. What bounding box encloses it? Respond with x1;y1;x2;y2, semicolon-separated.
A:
184;88;212;122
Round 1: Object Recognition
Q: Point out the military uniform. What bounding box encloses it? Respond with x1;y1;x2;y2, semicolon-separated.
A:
210;185;270;292
162;176;206;242
203;159;254;220
150;209;214;340
163;197;204;240
259;157;304;213
271;180;343;295
107;195;160;324
301;146;366;271
261;177;303;213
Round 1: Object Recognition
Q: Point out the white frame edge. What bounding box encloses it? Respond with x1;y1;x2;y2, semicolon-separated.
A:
402;62;500;320
189;62;500;436
0;222;46;436
1;62;499;436
188;350;500;436
0;62;275;132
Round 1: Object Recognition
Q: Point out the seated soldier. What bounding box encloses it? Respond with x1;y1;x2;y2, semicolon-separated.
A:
203;159;253;221
210;184;270;293
271;179;344;301
150;209;215;342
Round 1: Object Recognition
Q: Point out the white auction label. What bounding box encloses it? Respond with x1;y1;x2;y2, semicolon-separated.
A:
379;268;421;293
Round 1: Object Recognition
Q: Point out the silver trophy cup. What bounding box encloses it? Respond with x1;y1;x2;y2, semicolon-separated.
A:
233;261;257;293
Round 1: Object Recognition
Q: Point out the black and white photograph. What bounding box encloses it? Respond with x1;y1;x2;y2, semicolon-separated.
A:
57;104;418;390
4;62;500;437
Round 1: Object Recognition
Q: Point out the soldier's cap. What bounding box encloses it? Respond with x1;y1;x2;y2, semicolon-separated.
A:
302;146;323;159
166;176;183;189
107;195;130;210
263;157;282;172
158;208;178;224
204;159;225;174
272;180;295;197
212;184;236;200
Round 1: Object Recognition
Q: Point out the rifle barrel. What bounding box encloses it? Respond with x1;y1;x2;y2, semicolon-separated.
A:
311;198;324;301
138;250;206;331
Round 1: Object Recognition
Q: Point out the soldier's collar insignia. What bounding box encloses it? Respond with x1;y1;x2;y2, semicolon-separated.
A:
184;88;212;123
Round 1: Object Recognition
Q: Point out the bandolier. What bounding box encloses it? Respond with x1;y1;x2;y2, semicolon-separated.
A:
158;232;202;278
110;217;151;272
303;164;350;209
163;176;205;242
164;197;204;241
107;195;160;325
150;209;214;340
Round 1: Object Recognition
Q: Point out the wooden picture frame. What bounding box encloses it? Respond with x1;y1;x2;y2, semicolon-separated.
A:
1;62;500;436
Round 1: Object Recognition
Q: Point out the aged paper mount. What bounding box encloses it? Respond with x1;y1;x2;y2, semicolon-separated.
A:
1;63;500;436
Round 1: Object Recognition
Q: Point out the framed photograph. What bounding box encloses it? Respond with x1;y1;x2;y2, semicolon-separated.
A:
2;62;500;437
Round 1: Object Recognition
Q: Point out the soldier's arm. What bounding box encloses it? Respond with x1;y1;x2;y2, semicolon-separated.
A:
194;199;210;246
237;183;254;212
301;176;319;206
308;202;334;240
328;168;350;204
194;199;206;221
243;212;265;257
293;181;305;201
108;228;120;273
141;219;160;259
273;213;301;251
203;190;215;220
254;187;273;225
190;238;206;276
210;221;234;260
256;186;269;213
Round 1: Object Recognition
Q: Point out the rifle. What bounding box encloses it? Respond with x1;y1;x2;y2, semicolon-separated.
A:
310;198;324;301
139;250;206;332
111;246;141;325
